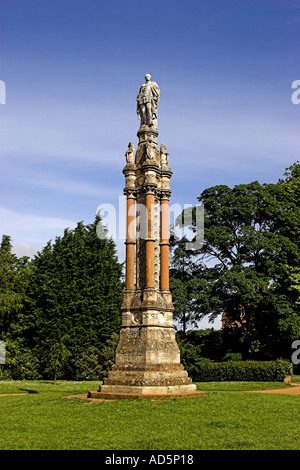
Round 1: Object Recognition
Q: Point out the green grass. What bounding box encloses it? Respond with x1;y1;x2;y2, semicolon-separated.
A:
0;379;100;395
194;381;291;391
0;380;299;450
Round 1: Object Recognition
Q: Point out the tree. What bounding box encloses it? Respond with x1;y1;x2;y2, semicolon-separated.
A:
26;216;124;379
0;235;29;337
169;235;199;335
45;336;71;383
0;236;35;379
289;268;300;305
173;164;300;359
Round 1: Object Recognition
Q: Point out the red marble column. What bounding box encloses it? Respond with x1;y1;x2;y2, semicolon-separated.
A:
145;193;155;288
125;196;135;290
160;198;169;290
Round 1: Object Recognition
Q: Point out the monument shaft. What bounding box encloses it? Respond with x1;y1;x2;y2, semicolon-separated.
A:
92;76;197;397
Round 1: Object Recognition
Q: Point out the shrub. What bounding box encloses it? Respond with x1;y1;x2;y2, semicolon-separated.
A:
223;352;243;361
2;345;42;380
72;347;102;381
97;333;119;382
186;359;291;382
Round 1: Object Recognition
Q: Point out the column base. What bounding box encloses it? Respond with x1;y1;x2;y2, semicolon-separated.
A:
88;384;206;400
87;362;204;400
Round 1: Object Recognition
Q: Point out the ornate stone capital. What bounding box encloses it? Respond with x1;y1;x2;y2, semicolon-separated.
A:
158;189;172;200
141;184;158;196
123;188;137;198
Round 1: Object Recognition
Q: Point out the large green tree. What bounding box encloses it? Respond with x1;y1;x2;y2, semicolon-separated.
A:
0;235;39;379
0;235;30;339
169;235;197;335
22;216;124;379
171;163;300;359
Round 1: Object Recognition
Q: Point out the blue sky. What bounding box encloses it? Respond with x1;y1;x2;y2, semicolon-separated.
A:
1;0;300;264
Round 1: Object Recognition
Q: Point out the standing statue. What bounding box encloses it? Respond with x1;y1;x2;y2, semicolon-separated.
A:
136;74;160;128
160;143;169;167
125;142;135;164
145;139;156;160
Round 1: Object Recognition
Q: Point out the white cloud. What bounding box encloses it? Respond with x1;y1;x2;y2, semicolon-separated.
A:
12;242;40;258
0;207;77;256
161;103;300;174
1;97;136;166
7;171;121;199
0;206;127;261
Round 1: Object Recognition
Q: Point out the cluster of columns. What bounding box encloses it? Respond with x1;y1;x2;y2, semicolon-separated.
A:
125;192;170;292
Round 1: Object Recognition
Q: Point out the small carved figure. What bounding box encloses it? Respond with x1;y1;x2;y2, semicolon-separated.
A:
136;74;160;128
160;143;169;167
145;139;156;160
125;142;135;164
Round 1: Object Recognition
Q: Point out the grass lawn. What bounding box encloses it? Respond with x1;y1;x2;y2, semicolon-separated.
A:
0;380;299;450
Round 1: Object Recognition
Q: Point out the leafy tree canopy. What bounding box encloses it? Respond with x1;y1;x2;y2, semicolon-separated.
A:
1;216;124;380
171;163;300;359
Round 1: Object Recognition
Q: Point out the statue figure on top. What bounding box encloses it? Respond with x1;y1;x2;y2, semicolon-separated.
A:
136;74;160;128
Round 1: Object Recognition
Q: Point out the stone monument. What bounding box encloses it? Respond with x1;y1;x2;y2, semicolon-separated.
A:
89;75;202;399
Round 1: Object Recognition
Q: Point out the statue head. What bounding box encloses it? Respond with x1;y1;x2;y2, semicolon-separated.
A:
145;74;151;82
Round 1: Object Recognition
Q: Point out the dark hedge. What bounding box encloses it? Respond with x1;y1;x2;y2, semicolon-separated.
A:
186;359;291;382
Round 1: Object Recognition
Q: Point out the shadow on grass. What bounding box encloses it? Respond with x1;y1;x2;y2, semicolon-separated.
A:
19;389;39;394
40;381;60;385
